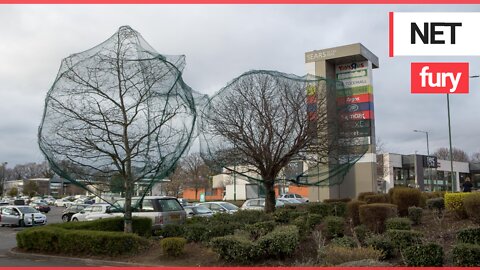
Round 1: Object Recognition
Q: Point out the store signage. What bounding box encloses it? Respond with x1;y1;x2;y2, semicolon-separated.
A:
411;62;469;94
390;12;480;56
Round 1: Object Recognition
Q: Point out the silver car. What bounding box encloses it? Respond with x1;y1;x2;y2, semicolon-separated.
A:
196;201;239;214
241;198;285;210
0;205;47;227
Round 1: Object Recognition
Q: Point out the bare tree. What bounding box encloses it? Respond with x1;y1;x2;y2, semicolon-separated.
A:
23;181;39;197
433;147;470;162
183;153;211;200
200;71;343;212
38;26;196;232
471;152;480;163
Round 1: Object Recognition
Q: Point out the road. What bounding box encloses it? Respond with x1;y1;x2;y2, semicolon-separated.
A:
0;206;117;266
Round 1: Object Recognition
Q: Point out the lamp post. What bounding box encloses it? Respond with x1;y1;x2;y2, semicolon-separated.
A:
414;130;431;190
445;75;479;192
1;162;7;197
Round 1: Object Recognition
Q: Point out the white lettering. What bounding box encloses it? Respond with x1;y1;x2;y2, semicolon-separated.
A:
418;66;462;93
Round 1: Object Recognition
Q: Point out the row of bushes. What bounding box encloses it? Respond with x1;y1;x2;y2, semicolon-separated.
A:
16;226;149;256
52;217;153;237
210;225;299;263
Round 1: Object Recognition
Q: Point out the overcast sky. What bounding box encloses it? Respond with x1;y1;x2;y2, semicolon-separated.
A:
1;4;480;167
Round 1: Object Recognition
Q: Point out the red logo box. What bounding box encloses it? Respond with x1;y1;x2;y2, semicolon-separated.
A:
411;62;469;94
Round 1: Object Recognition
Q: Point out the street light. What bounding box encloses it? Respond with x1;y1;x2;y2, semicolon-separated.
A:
446;75;479;192
1;162;7;196
413;130;430;190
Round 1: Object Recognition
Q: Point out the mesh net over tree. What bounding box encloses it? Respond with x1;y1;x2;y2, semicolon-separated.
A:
199;70;368;191
38;26;196;210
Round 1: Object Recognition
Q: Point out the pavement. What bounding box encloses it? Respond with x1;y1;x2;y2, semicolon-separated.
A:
0;206;149;266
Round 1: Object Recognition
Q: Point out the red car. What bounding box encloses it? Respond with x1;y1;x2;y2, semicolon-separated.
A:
29;202;51;213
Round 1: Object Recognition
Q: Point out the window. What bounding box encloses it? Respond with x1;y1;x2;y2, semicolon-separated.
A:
91;206;102;213
141;200;155;212
210;204;222;211
157;199;182;212
1;208;13;215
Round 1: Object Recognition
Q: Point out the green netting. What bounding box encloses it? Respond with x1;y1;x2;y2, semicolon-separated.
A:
198;70;368;187
38;26;196;208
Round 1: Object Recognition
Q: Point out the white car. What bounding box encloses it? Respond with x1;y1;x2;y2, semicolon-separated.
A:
278;193;309;203
277;198;303;205
71;203;113;221
0;205;47;227
196;202;239;214
241;198;285;210
54;198;74;208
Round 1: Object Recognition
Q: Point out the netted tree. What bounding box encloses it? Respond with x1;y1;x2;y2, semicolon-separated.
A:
38;26;196;232
200;70;364;212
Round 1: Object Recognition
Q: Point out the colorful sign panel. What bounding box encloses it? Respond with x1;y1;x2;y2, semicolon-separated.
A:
336;61;374;143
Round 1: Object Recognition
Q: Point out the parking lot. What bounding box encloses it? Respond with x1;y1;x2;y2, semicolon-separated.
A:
0;206;103;266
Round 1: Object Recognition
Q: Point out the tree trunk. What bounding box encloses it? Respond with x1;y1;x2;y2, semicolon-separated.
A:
263;180;276;213
124;178;133;233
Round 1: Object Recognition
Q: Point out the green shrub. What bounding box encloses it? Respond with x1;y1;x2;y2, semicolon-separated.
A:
452;243;480;266
307;202;330;217
364;194;389;204
322;246;382;265
445;192;471;219
404;243;443;266
203;222;242;241
210;235;255;263
291;216;309;239
358;192;376;201
385;217;411;231
245;220;276;240
289;210;308;220
423;191;446;199
183;223;208;242
330;236;357;248
161;237;187;257
386;229;423;250
158;224;184;238
273;208;292;223
426;197;445;212
321;216;345;239
53;217;152;237
463;193;480;224
17;226;149;256
364;234;395;260
359;203;398;233
230;210;272;224
390;187;422;216
256;225;299;258
408;206;423;225
353;224;371;245
347;200;367;226
307;213;323;229
323;198;351;203
457;227;480;245
328;202;347;217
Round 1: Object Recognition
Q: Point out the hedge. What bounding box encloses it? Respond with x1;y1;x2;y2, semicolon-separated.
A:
386;229;423;250
359;203;398;233
390;187;422;216
330;236;357;248
364;194;389;204
17;226;149;256
52;217;152;237
457;227;480;245
358;192;376;202
210;235;256;263
385;217;412;231
408;206;423;225
463;193;480;224
404;243;443;266
347;200;367;226
445;192;471;219
321;216;345;239
364;234;394;260
161;237;187;257
306;202;346;218
452;243;480;266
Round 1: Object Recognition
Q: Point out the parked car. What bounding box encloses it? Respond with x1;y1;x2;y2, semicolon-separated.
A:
241;198;285;210
29;202;51;213
278;193;309;203
111;196;187;230
72;197;187;230
71;203;114;222
196;201;239;214
54;198;74;207
0;205;47;227
62;204;89;222
44;198;56;205
277;198;303;205
184;205;213;218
